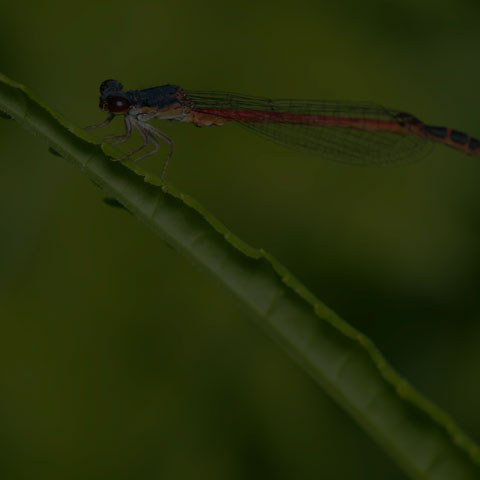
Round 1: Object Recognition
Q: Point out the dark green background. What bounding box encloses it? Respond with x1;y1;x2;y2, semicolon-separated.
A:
1;0;480;478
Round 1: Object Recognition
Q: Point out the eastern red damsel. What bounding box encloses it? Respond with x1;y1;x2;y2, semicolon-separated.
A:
86;79;480;181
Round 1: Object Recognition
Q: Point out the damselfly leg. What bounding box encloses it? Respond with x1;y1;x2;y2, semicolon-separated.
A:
85;113;115;131
105;116;174;182
103;116;133;145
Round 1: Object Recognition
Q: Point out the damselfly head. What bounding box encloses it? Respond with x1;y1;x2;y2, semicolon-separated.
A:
99;95;131;114
97;79;130;113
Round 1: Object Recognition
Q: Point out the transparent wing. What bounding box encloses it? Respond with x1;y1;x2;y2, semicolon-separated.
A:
185;91;433;165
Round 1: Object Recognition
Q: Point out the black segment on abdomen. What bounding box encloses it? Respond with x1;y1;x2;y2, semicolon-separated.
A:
450;130;469;145
469;137;480;150
423;125;448;139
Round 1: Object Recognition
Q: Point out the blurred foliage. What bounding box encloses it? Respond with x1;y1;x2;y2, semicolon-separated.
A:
1;0;480;479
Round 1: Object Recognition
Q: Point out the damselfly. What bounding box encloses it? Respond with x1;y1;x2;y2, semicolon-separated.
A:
86;79;480;181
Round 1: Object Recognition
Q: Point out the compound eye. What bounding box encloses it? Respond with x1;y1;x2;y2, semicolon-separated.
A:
100;79;123;94
105;96;131;113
